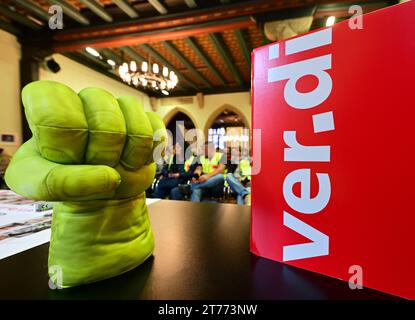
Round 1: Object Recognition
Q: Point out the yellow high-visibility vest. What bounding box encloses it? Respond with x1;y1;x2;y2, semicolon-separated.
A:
239;158;251;180
200;152;223;174
184;155;194;173
167;155;174;170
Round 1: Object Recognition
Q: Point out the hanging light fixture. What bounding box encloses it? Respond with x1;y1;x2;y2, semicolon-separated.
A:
152;63;159;74
141;61;148;72
83;46;177;93
116;56;178;93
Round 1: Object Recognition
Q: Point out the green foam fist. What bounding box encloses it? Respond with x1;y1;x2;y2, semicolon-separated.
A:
5;80;167;288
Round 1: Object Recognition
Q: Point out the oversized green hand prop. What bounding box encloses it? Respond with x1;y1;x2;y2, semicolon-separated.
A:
5;80;167;288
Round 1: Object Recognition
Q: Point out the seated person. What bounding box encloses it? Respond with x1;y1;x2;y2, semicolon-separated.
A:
226;148;251;205
153;143;194;199
170;149;198;201
153;142;189;199
190;141;226;202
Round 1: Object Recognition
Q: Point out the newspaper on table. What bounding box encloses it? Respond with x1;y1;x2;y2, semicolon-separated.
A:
0;190;162;260
0;190;53;260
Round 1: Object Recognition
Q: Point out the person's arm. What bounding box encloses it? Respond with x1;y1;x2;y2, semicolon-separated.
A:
193;164;202;176
178;163;195;181
199;153;226;182
198;163;225;182
167;162;182;178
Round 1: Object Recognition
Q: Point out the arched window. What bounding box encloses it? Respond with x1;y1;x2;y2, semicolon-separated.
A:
207;109;249;154
165;111;196;145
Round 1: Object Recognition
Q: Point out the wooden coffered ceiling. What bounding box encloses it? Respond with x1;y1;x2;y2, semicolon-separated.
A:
0;0;398;97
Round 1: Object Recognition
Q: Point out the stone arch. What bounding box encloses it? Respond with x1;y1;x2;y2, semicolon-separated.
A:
203;103;250;137
163;107;200;130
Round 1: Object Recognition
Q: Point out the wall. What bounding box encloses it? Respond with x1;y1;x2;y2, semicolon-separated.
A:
0;30;22;154
39;54;152;111
156;91;251;136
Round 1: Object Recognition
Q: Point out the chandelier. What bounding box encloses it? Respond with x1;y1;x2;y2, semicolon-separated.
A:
118;60;178;95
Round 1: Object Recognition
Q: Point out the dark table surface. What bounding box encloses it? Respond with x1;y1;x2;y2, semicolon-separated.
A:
0;200;398;300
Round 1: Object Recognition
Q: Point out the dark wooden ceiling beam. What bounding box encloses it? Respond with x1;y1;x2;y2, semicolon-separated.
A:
314;1;388;18
162;41;213;88
111;0;139;18
53;0;364;43
120;46;146;63
47;0;90;25
100;48;123;64
140;44;198;90
78;49;111;69
0;4;43;30
234;29;251;69
53;17;254;52
184;0;198;8
12;0;50;22
147;0;168;15
185;37;226;86
168;84;249;97
0;19;21;35
79;0;113;22
208;33;244;86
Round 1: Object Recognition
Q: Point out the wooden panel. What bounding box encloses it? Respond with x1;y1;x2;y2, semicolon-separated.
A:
35;0;113;11
169;38;204;69
2;0;45;24
150;42;186;70
34;0;83;11
193;34;236;86
245;24;264;50
169;38;223;87
221;29;250;83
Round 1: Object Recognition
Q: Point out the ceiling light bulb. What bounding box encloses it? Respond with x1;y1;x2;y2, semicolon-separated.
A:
153;63;159;74
85;47;100;57
169;71;175;79
161;90;169;96
133;76;139;86
163;66;169;77
326;16;335;26
130;61;137;72
107;59;116;67
152;81;157;88
141;61;148;72
141;78;148;86
118;66;125;76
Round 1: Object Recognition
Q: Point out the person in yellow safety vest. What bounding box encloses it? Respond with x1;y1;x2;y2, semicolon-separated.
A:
225;148;251;205
190;141;226;202
184;154;195;173
153;142;197;199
